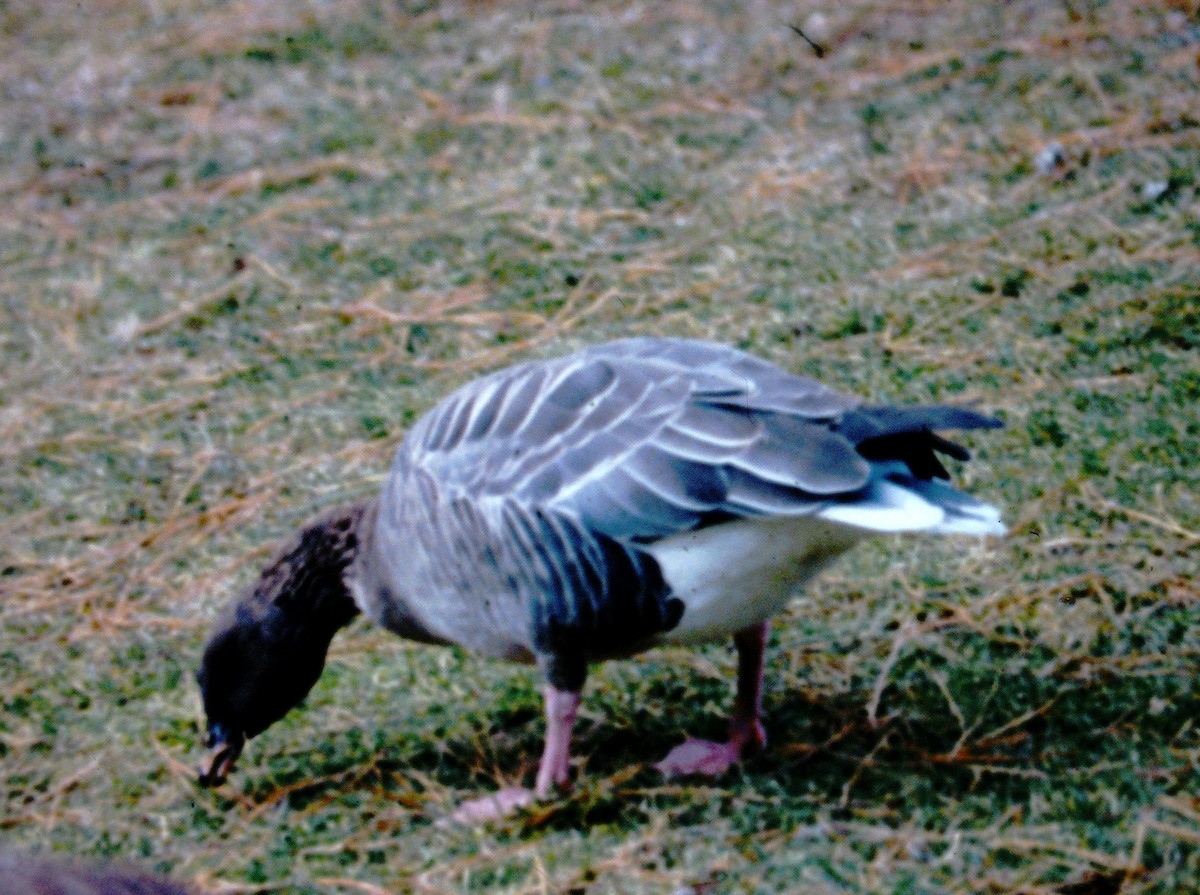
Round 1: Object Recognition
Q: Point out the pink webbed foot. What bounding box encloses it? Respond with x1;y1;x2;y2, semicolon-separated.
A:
438;787;535;827
654;718;766;779
655;738;744;778
657;623;770;780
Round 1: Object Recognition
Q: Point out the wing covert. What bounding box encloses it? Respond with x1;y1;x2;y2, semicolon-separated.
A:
398;340;876;544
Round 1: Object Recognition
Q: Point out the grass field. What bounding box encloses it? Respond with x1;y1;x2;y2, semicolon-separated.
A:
2;1;1198;892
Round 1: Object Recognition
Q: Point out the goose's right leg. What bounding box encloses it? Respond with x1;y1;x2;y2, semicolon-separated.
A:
441;684;580;826
655;622;768;778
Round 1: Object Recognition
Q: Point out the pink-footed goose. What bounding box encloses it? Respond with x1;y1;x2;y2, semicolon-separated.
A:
197;337;1003;823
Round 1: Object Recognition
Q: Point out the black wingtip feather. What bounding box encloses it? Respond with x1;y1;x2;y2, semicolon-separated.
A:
927;432;972;462
839;404;1001;481
837;405;1001;443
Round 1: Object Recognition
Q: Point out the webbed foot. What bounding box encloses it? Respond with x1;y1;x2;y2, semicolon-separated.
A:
439;787;536;827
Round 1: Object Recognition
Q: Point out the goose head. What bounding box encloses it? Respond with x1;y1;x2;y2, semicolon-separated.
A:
195;504;368;787
196;600;299;786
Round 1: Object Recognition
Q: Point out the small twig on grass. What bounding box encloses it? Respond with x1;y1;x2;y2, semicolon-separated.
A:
837;726;892;812
777;717;868;762
973;693;1063;751
412;836;565;892
1140;817;1200;847
39;756;103;829
965;762;1047;780
152;738;207;789
338;297;544;331
311;878;395;895
1080;482;1200;543
390;281;622;378
989;835;1134;871
134;280;253;338
1129;812;1148;876
240;753;398;824
920;660;969;740
152;738;257;811
1159;795;1200;825
249;254;303;294
199;879;291;895
866;616;917;726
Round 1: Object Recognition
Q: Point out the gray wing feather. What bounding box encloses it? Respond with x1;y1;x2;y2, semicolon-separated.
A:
724;467;823;516
730;415;869;495
664;404;762;453
582;337;855;418
401;338;873;544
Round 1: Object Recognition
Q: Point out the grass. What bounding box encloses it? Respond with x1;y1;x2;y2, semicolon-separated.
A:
1;0;1198;892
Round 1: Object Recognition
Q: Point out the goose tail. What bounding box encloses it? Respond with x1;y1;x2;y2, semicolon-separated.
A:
818;402;1006;537
817;473;1005;536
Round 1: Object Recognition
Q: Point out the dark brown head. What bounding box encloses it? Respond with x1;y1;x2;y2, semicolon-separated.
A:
196;502;370;786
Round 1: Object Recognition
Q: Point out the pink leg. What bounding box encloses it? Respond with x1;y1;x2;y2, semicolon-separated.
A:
535;685;579;796
655;622;768;779
441;685;580;826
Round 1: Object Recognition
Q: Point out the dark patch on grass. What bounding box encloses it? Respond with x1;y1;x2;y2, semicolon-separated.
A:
243;23;392;65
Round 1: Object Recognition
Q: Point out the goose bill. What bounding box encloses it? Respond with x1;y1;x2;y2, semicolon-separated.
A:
198;734;243;787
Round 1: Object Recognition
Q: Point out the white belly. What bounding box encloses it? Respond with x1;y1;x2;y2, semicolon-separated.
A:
646;515;865;645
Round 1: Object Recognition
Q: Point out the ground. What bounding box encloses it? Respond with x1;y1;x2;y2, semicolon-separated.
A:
1;1;1197;892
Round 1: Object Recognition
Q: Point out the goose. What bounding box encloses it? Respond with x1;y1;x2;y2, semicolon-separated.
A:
0;852;197;895
196;337;1003;823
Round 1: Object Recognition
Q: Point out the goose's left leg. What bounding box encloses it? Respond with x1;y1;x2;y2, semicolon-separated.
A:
655;622;768;778
534;685;580;795
442;685;580;826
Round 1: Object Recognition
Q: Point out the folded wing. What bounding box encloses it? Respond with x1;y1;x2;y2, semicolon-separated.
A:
400;338;1000;545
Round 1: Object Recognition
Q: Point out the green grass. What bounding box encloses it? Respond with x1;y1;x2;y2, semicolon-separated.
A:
2;1;1198;892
